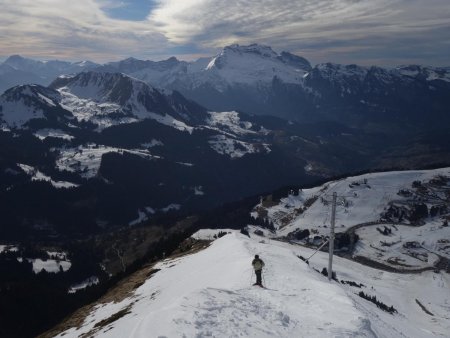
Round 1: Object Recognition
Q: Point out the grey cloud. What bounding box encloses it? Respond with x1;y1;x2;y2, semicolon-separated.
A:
149;0;450;66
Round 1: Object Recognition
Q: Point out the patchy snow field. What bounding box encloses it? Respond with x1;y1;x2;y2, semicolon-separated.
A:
55;144;159;178
206;111;257;136
69;276;100;294
33;128;74;141
0;244;18;253
18;163;78;188
19;258;72;274
54;231;449;338
209;134;270;158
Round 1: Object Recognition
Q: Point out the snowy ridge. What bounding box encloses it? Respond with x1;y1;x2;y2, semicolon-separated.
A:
53;231;449;338
54;232;375;338
396;65;450;83
111;44;311;92
308;63;450;96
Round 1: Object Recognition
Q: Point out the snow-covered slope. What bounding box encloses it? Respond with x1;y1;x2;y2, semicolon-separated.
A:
52;231;449;338
261;168;450;235
0;84;63;127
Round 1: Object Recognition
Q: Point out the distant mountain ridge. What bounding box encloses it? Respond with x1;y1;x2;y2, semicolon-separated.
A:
0;55;99;93
2;45;449;129
90;44;450;127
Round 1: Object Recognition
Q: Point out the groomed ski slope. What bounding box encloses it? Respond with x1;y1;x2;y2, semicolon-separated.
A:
55;231;449;338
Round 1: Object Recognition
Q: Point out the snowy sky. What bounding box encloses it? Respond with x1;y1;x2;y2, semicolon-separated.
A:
1;0;449;66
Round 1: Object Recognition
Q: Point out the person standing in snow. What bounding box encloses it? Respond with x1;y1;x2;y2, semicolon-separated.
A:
252;254;265;286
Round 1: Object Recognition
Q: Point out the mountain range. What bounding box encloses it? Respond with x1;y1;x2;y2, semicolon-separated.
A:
1;44;450;241
2;44;450;129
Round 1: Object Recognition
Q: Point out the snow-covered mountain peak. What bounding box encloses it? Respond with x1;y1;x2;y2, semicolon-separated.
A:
192;43;311;90
2;84;60;103
4;55;38;70
223;43;279;58
219;44;311;71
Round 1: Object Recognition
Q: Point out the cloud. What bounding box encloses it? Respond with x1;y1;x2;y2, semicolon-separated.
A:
0;0;168;61
149;0;450;66
0;0;449;65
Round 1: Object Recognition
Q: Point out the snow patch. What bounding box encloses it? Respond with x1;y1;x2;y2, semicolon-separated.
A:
68;276;99;294
129;210;149;226
18;163;79;188
27;258;71;273
34;128;74;141
0;245;18;253
209;134;270;158
161;204;181;212
206;111;256;136
140;139;163;148
56;144;159;178
193;186;204;195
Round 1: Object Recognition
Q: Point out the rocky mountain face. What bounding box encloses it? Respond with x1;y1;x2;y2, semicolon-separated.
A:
304;63;450;130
